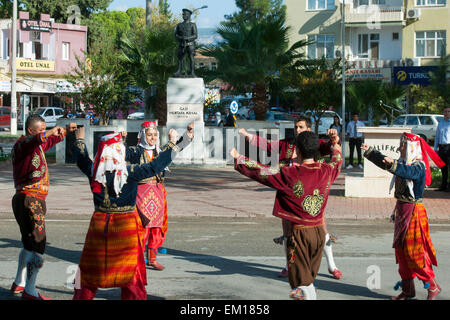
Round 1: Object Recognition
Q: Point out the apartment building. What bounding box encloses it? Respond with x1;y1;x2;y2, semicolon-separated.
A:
0;11;87;110
402;0;449;66
286;0;449;82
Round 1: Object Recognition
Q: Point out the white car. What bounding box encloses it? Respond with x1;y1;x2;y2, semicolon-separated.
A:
390;114;444;142
127;112;144;120
305;110;342;136
31;107;65;128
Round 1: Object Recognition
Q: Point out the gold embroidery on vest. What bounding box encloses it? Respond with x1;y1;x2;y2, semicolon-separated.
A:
244;159;262;169
302;189;324;217
293;181;304;198
259;166;280;179
32;153;40;168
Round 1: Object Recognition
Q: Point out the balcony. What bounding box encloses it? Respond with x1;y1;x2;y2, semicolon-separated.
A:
345;6;405;26
346;58;403;68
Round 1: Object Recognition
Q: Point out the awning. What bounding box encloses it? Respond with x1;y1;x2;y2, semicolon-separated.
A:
56;80;83;93
0;76;57;93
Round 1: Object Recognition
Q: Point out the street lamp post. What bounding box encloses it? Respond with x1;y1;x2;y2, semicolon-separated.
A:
10;0;18;135
340;0;346;169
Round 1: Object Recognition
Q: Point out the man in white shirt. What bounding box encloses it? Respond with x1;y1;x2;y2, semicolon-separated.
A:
346;112;365;169
434;107;450;191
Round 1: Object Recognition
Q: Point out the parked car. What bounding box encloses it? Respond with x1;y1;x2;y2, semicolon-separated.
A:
265;111;294;128
0;107;11;129
127;111;145;120
205;111;224;126
236;106;255;120
304;110;342;136
19;107;65;129
390;114;444;142
269;106;288;113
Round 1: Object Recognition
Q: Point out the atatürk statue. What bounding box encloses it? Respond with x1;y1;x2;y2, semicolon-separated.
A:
174;8;198;78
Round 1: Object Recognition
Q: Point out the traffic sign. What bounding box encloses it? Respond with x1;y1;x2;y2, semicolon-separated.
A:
20;94;30;106
230;100;239;114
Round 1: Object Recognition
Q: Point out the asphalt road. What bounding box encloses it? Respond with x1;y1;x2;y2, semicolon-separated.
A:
1;214;449;301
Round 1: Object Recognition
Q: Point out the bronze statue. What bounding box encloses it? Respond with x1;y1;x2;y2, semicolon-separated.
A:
174;8;198;78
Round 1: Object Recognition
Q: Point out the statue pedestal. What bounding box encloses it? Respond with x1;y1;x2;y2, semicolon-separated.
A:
344;127;411;198
166;77;212;165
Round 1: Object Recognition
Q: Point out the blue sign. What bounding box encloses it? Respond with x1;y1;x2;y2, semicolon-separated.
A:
230;100;239;114
393;66;439;86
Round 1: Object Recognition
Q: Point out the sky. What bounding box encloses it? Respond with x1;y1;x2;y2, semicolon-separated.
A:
108;0;238;28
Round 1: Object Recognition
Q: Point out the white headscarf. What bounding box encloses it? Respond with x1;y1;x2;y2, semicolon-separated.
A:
138;122;161;153
389;134;423;197
93;133;129;195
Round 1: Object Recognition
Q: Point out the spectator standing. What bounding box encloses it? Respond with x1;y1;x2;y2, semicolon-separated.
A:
346;112;365;169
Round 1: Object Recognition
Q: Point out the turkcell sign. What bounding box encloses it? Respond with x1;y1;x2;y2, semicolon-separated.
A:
393;66;439;86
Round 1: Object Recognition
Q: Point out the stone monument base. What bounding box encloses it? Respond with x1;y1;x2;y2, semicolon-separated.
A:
345;172;394;198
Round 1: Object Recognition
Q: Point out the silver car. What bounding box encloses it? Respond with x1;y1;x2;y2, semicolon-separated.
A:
390;114;444;142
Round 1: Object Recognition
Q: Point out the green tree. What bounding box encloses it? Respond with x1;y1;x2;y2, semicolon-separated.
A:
120;11;178;125
65;38;134;125
86;9;139;52
429;53;450;108
288;57;341;133
347;81;406;125
20;0;112;22
201;4;307;120
223;0;284;25
409;84;444;114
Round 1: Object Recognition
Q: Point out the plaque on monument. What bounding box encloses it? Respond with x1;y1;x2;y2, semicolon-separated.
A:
166;77;205;164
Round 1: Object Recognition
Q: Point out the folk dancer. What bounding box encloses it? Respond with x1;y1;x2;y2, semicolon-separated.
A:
231;131;343;300
11;115;76;300
362;132;445;300
238;116;343;280
124;121;194;270
72;127;189;300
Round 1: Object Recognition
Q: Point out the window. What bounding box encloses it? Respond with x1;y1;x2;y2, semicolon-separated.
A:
16;41;24;58
307;0;335;10
416;0;446;6
416;31;446;57
33;42;42;60
419;116;433;125
44;109;53;117
62;42;70;60
393;116;405;125
393;33;399;41
371;0;386;4
308;35;335;59
55;109;64;116
358;33;379;59
406;116;419;126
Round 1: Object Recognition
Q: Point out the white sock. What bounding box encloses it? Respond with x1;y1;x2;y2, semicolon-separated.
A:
14;249;32;287
324;233;337;272
24;252;44;297
298;284;317;300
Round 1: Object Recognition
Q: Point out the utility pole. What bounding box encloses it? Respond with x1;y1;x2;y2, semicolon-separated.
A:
10;0;18;135
340;0;346;169
146;0;152;27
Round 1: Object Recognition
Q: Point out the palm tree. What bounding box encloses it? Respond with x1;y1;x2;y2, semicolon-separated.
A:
200;10;308;120
120;23;177;125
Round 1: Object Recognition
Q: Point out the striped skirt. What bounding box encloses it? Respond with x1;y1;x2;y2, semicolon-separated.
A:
79;210;147;288
400;203;437;269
